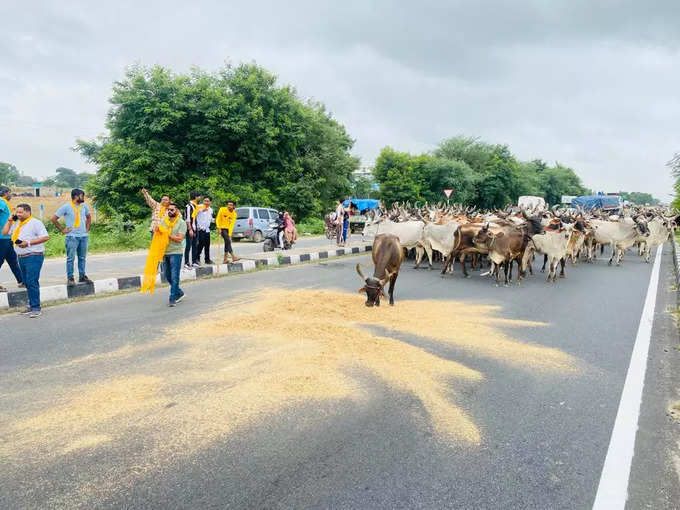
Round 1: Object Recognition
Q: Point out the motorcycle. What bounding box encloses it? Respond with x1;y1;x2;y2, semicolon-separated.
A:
262;221;294;252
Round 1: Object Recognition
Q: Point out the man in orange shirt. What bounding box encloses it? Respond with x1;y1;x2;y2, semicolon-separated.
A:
216;201;240;264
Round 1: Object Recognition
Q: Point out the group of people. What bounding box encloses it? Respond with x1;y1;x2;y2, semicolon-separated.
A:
140;189;245;306
0;186;92;317
0;183;297;312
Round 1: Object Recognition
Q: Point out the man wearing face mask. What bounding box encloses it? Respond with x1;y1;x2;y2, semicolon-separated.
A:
52;188;91;286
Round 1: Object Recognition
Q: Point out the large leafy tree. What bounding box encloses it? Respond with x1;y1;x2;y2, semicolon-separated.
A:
77;63;358;221
0;162;20;185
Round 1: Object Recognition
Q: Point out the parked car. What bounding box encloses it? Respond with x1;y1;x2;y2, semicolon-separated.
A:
231;206;279;242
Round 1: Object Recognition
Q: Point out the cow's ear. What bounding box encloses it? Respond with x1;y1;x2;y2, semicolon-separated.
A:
495;232;505;239
358;286;366;294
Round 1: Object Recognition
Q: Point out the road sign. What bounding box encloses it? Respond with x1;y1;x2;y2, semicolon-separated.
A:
443;188;454;199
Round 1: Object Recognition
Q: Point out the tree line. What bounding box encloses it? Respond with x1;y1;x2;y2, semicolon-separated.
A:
373;138;589;208
0;163;93;189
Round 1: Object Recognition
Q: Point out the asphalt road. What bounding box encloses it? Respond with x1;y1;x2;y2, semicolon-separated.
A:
1;246;677;509
0;233;363;289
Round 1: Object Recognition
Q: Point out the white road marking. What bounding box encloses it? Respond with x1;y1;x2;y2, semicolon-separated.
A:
592;244;663;509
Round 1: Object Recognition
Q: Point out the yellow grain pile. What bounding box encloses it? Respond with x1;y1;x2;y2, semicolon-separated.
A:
1;288;580;508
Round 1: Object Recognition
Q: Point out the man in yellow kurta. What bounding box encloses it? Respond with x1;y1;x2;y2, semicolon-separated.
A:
216;201;240;264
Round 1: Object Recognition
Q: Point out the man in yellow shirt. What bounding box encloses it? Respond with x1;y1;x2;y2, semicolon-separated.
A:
216;201;240;264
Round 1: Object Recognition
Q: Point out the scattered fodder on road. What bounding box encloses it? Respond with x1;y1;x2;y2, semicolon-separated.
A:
0;289;579;508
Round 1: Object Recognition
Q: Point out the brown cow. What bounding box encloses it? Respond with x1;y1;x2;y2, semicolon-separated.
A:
356;233;404;307
473;224;525;286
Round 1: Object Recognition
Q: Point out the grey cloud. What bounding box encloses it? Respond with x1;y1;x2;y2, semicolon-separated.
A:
0;1;678;199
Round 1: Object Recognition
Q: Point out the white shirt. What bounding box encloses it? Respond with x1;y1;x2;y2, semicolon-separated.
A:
195;207;213;232
10;217;48;255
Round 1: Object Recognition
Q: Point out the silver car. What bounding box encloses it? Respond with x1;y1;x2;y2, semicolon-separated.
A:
231;206;279;242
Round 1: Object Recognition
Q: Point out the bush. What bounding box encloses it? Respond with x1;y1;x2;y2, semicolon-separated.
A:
44;219;151;257
296;217;324;235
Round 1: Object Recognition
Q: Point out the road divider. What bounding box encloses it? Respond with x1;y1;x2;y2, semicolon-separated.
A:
0;244;372;311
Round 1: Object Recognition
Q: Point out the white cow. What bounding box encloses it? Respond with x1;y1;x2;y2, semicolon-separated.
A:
637;217;671;262
522;225;574;282
420;221;461;272
362;218;432;268
590;218;640;265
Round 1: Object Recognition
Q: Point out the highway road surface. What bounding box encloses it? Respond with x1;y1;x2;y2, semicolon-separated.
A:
1;246;678;509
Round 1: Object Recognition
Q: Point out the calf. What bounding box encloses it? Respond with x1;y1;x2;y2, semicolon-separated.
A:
356;234;404;307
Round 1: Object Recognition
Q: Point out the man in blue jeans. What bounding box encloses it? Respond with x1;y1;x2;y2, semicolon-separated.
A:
51;188;91;286
160;203;187;307
7;204;49;318
0;186;23;292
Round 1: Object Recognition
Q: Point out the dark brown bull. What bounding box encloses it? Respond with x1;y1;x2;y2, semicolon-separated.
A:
356;234;404;306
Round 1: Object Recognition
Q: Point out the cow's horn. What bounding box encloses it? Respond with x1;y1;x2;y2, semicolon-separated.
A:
356;263;367;281
379;269;393;287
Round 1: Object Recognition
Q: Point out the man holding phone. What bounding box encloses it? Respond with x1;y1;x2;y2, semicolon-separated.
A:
9;204;49;318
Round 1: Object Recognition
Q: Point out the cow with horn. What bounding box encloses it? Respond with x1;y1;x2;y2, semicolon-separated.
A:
356;233;404;307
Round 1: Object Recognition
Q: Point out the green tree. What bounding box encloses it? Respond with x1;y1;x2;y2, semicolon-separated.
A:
350;176;376;198
0;162;20;185
538;164;587;205
619;191;659;205
54;167;79;188
77;63;358;221
15;174;36;186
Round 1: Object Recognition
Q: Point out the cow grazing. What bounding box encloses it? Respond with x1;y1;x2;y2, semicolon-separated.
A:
356;234;404;307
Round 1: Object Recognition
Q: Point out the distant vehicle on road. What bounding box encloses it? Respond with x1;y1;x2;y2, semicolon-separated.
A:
571;194;622;212
231;206;279;242
344;198;380;233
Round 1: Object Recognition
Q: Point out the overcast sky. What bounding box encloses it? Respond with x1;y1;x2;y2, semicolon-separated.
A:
1;1;678;200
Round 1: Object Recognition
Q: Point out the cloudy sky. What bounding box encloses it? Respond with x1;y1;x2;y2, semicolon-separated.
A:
1;1;678;200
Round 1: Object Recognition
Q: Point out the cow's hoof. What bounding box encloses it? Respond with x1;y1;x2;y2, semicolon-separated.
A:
559;274;565;278
413;265;419;270
540;269;545;273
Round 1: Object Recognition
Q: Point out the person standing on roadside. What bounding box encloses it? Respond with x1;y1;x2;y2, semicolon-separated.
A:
0;186;24;291
162;203;187;307
141;188;170;239
195;196;214;265
342;200;352;244
184;191;201;269
8;204;49;318
52;188;91;286
216;201;240;264
335;199;345;247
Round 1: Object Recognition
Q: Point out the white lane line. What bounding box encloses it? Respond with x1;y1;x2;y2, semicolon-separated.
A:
593;244;663;509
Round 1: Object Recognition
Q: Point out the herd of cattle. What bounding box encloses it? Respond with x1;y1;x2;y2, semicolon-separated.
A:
355;203;677;306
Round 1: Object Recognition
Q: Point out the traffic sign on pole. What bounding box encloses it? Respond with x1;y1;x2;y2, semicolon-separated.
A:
443;188;454;199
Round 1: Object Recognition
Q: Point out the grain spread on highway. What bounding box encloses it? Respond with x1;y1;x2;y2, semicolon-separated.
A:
0;288;579;508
